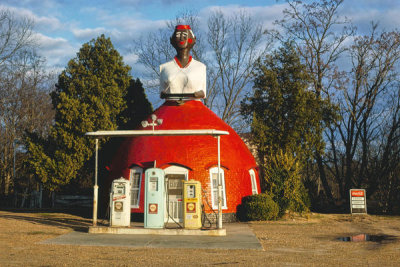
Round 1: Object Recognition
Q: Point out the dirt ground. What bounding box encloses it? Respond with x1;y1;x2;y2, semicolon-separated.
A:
0;210;399;266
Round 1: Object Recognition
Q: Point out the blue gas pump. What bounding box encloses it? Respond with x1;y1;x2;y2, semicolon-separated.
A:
144;168;165;228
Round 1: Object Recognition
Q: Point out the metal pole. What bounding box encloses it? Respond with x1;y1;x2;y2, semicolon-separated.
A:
93;138;99;226
13;140;17;208
13;140;16;184
217;135;222;229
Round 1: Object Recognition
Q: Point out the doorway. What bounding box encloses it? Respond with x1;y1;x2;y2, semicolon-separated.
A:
163;166;188;223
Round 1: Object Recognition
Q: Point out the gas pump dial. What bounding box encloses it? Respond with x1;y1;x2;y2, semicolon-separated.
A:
109;177;131;227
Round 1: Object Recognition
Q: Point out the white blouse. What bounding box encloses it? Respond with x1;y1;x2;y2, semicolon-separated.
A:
159;57;207;98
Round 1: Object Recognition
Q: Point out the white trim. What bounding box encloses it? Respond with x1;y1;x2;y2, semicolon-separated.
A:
209;167;227;209
164;165;189;177
130;167;143;208
86;129;229;137
249;169;258;195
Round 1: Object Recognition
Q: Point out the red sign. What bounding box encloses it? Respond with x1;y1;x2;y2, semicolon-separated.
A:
186;202;196;213
112;195;126;201
148;203;158;214
351;190;365;197
351;234;367;242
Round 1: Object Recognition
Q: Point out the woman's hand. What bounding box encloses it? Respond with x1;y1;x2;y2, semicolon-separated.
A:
194;90;205;98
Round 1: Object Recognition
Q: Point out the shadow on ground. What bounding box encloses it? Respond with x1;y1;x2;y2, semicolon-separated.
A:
0;208;93;232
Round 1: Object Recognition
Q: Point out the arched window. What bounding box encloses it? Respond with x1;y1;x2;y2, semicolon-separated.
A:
130;167;143;208
249;169;258;195
209;167;227;209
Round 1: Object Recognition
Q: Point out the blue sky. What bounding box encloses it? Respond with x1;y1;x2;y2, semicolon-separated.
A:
1;0;399;74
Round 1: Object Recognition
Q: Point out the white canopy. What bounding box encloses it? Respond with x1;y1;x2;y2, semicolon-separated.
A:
85;129;229;137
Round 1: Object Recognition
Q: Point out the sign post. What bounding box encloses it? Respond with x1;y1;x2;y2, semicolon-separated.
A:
350;189;367;214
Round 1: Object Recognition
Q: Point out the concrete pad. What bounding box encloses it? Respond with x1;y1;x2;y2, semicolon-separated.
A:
89;226;226;236
41;222;263;250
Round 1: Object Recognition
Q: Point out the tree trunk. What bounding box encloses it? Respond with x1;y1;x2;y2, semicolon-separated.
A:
20;188;28;208
316;152;334;204
51;191;56;208
4;172;11;196
39;184;43;208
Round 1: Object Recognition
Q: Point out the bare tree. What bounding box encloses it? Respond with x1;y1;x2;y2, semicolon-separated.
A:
275;0;355;202
0;9;38;199
373;85;400;212
326;25;400;206
207;10;268;129
0;48;54;197
0;9;34;66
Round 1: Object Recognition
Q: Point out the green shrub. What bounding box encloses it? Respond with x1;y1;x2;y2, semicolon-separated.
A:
264;150;311;216
237;193;279;221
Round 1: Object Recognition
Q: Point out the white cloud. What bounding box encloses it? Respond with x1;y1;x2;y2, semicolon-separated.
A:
0;4;64;33
339;1;400;34
350;9;400;33
72;27;109;41
34;33;77;68
199;4;288;31
35;16;63;32
0;0;59;11
80;17;169;57
105;18;167;34
70;6;168;50
116;0;186;7
122;52;139;66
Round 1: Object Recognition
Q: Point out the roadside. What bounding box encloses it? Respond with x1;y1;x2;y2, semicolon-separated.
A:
0;210;399;266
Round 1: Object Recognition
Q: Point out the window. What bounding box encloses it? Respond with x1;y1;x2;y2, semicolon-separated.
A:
209;167;227;209
130;167;143;208
249;169;258;195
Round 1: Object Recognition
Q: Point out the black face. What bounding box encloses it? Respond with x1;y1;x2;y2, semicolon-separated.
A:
171;29;195;50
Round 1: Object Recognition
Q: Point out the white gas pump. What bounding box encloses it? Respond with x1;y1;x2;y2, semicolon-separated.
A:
110;177;131;227
144;168;165;228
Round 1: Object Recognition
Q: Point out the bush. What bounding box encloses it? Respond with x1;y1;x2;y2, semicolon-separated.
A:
264;150;311;216
237;193;279;221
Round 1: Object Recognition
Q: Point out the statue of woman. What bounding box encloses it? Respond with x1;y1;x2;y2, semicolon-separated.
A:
160;25;206;99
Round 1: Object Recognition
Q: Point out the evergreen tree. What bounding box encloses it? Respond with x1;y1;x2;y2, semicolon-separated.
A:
26;35;131;190
99;78;153;181
119;78;153;130
241;41;325;213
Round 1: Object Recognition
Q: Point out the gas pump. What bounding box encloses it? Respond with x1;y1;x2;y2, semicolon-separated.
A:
109;177;131;227
183;180;202;229
144;168;165;228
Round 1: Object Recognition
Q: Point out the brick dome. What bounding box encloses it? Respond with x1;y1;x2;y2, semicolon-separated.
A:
107;100;260;217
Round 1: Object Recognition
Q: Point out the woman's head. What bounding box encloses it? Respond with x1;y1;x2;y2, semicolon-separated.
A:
170;25;196;51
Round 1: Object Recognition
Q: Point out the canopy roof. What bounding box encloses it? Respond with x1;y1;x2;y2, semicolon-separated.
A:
85;129;229;138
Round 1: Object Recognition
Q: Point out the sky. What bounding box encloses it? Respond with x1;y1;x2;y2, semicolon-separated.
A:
1;0;399;79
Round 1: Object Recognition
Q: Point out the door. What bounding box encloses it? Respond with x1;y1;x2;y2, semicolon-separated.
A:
163;166;188;223
166;174;184;223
